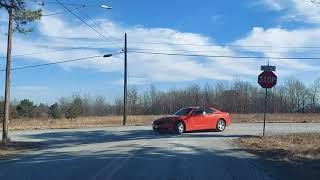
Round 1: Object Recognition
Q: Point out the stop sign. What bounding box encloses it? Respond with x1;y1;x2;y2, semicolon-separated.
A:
258;71;277;88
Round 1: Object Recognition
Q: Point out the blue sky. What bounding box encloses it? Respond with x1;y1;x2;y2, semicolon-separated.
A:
1;0;320;104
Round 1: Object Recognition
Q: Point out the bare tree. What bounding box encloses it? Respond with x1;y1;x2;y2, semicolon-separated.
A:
128;86;139;115
309;78;320;112
94;96;106;116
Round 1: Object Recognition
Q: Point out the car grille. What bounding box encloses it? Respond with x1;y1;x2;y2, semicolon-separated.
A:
155;118;171;125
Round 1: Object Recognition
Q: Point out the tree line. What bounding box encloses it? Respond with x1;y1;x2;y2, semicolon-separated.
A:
0;77;319;120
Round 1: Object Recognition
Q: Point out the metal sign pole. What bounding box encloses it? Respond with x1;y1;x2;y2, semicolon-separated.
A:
259;62;277;137
263;88;267;137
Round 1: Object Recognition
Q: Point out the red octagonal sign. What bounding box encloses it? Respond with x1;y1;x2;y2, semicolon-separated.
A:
258;71;277;88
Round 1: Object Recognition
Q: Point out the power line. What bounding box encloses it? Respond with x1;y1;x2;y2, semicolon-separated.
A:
7;44;320;60
54;0;122;49
0;45;111;58
40;0;122;47
129;48;320;55
80;11;123;47
0;52;123;71
42;5;96;16
30;0;114;17
128;41;320;49
129;50;320;60
25;34;121;44
29;0;102;7
0;55;101;71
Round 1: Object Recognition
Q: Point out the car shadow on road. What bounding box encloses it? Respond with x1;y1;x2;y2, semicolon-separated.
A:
22;129;256;149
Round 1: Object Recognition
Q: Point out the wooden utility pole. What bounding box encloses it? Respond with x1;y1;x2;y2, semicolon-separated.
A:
2;7;14;144
123;33;127;126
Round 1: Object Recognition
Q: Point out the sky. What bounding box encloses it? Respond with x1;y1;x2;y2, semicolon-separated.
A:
1;0;320;104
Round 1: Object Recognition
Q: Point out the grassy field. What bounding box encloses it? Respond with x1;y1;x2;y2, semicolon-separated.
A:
4;113;320;130
238;134;320;180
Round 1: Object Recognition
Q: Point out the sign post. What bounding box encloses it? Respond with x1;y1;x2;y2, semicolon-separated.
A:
263;88;267;137
258;66;277;137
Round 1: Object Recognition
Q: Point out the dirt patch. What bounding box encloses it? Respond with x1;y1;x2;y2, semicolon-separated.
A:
0;141;44;159
238;134;320;180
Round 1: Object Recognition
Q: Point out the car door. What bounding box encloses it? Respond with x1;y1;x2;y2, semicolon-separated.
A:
188;108;207;130
203;108;217;129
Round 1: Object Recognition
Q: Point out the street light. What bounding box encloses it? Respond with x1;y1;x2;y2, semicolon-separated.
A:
103;54;113;58
101;5;112;9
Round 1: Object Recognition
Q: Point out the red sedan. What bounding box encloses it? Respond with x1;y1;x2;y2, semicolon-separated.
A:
153;107;231;134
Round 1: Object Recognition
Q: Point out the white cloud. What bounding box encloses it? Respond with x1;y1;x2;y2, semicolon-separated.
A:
0;15;255;82
259;0;320;24
260;0;287;10
234;26;320;72
0;11;318;84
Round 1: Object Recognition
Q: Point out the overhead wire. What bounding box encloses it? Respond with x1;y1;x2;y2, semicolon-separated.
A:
128;50;320;60
7;43;320;60
42;4;97;16
129;48;320;55
54;0;123;50
128;41;320;49
6;46;320;61
0;45;112;58
0;55;102;71
80;11;123;48
0;52;123;72
17;0;123;60
29;0;102;7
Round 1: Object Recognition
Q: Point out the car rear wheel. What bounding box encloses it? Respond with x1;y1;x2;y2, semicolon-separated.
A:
216;119;226;132
175;121;185;134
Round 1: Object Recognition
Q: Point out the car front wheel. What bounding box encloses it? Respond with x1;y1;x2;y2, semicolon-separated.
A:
175;121;185;134
216;119;226;132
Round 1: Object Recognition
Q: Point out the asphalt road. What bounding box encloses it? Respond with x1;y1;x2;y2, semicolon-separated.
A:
1;123;320;180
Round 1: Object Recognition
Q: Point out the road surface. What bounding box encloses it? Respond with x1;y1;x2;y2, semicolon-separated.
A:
1;123;320;180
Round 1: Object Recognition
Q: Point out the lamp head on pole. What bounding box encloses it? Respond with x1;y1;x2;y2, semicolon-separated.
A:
101;5;112;9
103;54;113;58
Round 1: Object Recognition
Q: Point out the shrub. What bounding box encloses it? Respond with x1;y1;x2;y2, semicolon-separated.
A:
48;103;61;119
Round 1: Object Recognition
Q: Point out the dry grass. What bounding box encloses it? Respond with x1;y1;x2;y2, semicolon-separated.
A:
238;133;320;160
238;134;320;180
8;115;163;130
3;113;320;131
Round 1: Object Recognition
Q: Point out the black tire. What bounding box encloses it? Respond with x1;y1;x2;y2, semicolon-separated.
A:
216;119;226;132
175;121;185;134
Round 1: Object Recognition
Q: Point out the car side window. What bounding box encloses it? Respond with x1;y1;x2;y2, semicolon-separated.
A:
204;108;214;114
192;108;205;115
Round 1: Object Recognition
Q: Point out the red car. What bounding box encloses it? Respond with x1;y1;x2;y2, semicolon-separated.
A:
153;107;231;134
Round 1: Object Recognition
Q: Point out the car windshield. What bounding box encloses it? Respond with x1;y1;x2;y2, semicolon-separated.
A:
173;108;193;116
